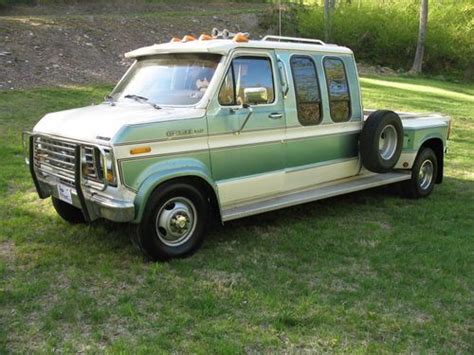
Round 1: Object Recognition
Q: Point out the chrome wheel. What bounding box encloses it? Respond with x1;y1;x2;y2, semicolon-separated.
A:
379;124;398;160
155;197;197;247
418;159;434;190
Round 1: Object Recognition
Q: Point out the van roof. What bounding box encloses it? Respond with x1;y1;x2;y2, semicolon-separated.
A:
125;37;353;59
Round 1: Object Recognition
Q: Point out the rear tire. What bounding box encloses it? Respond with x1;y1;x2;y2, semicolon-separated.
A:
52;197;86;224
134;182;209;261
400;147;438;198
360;110;403;173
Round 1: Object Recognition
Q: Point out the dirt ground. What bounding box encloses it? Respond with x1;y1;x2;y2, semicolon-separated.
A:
0;2;270;90
0;1;397;90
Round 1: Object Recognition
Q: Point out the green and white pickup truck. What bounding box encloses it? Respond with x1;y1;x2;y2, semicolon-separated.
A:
23;32;451;260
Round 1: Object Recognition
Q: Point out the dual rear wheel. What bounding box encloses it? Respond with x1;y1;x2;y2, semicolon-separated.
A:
401;147;438;198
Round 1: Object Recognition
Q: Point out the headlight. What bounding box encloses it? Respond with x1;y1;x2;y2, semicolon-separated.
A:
81;146;117;187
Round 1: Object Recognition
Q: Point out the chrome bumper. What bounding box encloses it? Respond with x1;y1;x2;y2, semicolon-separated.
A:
37;176;135;223
53;182;135;222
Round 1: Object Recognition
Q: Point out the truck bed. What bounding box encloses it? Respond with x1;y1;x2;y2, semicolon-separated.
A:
364;109;450;129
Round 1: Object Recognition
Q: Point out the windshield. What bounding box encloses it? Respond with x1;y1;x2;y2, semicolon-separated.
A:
111;53;222;106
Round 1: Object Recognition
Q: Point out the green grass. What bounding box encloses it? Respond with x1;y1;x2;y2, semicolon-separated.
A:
1;76;473;352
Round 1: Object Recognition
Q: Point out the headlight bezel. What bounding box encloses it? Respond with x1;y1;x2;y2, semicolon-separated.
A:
81;146;117;188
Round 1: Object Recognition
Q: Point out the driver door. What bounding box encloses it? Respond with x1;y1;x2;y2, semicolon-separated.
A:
207;50;286;208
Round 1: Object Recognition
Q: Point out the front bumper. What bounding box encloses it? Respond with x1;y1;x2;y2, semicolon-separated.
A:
37;180;135;222
24;132;135;223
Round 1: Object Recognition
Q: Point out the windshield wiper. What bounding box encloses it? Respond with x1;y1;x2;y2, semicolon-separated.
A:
104;94;115;106
124;94;161;110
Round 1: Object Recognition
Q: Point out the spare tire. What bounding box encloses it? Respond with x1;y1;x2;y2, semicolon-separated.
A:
360;110;403;173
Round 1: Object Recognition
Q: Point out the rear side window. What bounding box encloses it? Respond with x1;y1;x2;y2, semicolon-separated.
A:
290;55;322;126
218;56;275;106
323;58;351;122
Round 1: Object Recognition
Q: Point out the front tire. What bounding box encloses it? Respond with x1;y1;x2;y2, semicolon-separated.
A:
401;147;438;198
134;182;209;261
52;197;86;224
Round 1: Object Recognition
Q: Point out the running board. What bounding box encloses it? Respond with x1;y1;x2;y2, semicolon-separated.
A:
221;172;411;222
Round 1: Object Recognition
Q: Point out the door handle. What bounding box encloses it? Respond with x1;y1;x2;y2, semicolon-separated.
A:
269;112;283;119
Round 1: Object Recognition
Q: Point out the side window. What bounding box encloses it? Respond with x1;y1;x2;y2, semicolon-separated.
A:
218;56;275;106
323;58;351;122
290;55;322;126
218;67;235;105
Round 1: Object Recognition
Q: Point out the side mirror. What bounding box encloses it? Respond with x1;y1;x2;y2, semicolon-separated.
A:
243;87;268;105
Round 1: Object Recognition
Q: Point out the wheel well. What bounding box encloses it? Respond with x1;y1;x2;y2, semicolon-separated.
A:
421;138;444;183
155;176;222;223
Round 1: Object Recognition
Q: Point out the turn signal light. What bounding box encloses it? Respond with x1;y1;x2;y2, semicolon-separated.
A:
130;146;151;155
233;32;249;43
107;171;115;183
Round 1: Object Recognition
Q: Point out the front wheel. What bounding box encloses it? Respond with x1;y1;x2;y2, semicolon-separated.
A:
400;147;438;198
133;182;209;261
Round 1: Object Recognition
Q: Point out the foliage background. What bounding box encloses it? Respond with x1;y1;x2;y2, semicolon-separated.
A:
266;0;473;79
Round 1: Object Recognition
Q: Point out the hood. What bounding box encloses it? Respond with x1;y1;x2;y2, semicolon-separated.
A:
33;102;205;144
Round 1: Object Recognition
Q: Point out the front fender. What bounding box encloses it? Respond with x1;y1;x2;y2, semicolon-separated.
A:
130;158;218;223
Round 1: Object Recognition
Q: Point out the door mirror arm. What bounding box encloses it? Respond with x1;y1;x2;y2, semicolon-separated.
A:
234;104;253;135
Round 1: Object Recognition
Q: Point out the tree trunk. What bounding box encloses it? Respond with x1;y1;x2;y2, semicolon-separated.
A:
324;0;331;42
410;0;428;74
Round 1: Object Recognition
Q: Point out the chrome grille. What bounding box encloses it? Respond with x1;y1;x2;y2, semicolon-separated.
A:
83;146;99;180
33;136;105;189
34;136;77;187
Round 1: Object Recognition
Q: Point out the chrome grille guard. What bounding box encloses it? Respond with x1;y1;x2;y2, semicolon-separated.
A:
22;131;113;222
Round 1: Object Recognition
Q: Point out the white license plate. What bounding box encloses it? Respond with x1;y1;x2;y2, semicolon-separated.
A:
57;184;73;205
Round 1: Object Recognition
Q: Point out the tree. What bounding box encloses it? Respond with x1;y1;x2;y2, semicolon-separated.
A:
324;0;332;42
410;0;429;74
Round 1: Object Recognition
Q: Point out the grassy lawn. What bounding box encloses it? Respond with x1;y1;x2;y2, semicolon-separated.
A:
0;76;473;352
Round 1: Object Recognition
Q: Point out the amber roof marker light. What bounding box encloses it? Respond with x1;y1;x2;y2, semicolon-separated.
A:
199;34;213;41
170;29;250;43
181;34;196;42
233;32;249;43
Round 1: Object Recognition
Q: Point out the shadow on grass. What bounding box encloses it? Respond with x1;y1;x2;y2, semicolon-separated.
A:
214;183;401;232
